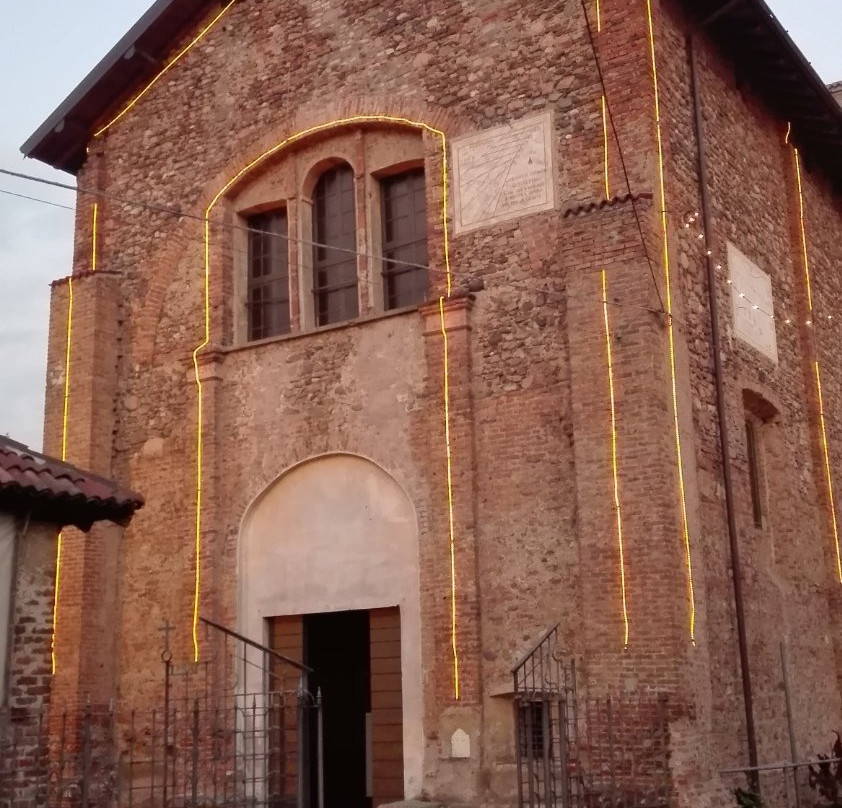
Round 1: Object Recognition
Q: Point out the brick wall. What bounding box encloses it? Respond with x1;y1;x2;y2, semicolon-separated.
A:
39;0;842;803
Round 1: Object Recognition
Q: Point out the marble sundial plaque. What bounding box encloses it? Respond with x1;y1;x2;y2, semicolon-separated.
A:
728;242;778;363
452;112;556;233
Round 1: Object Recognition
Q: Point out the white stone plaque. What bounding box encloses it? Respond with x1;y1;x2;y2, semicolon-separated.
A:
728;242;778;363
452;112;555;233
450;728;471;759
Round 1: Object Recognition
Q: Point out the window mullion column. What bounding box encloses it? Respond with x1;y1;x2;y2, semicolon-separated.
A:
354;131;371;316
287;196;301;332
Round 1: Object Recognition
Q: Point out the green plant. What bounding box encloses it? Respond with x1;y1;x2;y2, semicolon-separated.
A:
733;786;762;808
808;732;842;808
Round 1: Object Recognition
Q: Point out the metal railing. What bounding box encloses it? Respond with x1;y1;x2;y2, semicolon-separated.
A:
722;756;842;808
513;625;671;808
0;618;323;808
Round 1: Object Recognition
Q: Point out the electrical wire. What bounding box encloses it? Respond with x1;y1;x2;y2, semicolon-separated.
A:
578;0;666;313
1;166;664;319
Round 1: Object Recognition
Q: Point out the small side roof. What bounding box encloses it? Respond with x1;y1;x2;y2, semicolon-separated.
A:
0;437;144;531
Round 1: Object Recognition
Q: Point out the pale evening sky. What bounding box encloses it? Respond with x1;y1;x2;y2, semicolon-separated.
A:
0;0;839;451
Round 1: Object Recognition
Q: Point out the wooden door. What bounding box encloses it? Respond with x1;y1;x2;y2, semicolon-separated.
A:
268;615;304;806
369;607;404;806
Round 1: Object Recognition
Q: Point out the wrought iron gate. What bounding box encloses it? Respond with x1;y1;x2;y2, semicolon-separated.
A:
0;617;323;808
513;625;671;808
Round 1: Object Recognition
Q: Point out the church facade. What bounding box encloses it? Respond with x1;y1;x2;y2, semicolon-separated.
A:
23;0;842;805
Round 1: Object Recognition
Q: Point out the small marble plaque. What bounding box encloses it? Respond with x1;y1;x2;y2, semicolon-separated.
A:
728;242;778;363
452;112;555;233
450;728;471;759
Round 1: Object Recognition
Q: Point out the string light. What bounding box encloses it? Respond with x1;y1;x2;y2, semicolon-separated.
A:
602;270;629;647
93;0;238;138
439;296;459;699
645;0;696;644
595;0;601;32
196;115;457;695
52;277;74;675
791;144;842;583
91;203;99;272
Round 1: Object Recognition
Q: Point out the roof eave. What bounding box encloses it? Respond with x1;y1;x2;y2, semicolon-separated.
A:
20;0;215;174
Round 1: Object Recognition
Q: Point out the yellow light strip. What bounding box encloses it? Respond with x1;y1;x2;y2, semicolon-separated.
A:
52;276;74;675
792;147;842;583
93;0;238;138
195;115;454;676
645;0;696;643
91;203;99;272
601;95;610;200
793;149;813;312
602;270;629;646
439;296;459;699
596;0;602;32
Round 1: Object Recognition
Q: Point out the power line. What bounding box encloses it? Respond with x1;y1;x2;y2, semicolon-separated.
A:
0;165;664;318
0;167;433;274
578;0;666;313
0;187;75;212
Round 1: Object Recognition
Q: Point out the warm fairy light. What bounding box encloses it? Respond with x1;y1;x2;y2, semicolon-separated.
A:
793;149;813;312
196;115;455;677
791;146;842;583
439;296;460;699
601;95;610;199
595;0;602;33
91;203;99;272
52;276;74;675
814;362;842;582
645;0;696;643
93;0;238;138
602;270;629;647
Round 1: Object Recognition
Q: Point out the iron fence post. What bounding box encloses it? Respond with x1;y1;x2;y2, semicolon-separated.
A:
163;651;172;808
558;695;571;808
317;687;325;808
297;674;307;808
192;698;200;808
80;702;91;808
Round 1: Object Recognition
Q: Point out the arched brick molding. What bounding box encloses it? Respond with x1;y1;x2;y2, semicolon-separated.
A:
134;97;472;363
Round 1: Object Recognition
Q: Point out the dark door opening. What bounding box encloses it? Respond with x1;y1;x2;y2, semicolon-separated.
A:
305;610;371;808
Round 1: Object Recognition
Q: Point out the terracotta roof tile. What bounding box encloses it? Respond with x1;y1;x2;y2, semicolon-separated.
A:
0;437;144;531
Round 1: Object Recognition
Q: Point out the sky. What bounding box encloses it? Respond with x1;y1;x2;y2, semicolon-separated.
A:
0;0;840;452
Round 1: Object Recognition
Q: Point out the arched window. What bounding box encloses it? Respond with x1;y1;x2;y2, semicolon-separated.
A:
380;168;428;309
313;164;358;326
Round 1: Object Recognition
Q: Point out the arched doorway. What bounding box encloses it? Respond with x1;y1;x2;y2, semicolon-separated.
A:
239;454;422;806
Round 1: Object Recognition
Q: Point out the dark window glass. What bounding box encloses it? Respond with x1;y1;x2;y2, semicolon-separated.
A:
247;209;290;340
381;169;428;309
313;164;358;326
745;419;763;528
518;701;551;759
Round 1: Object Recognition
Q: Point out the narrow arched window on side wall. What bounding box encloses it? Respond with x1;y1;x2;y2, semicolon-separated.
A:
313;164;358;326
380;168;428;309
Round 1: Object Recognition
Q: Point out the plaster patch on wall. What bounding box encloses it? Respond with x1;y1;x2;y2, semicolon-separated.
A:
728;242;778;363
452;111;555;233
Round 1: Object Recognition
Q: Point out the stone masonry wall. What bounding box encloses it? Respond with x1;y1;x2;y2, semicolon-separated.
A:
40;0;842;804
657;0;842;786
